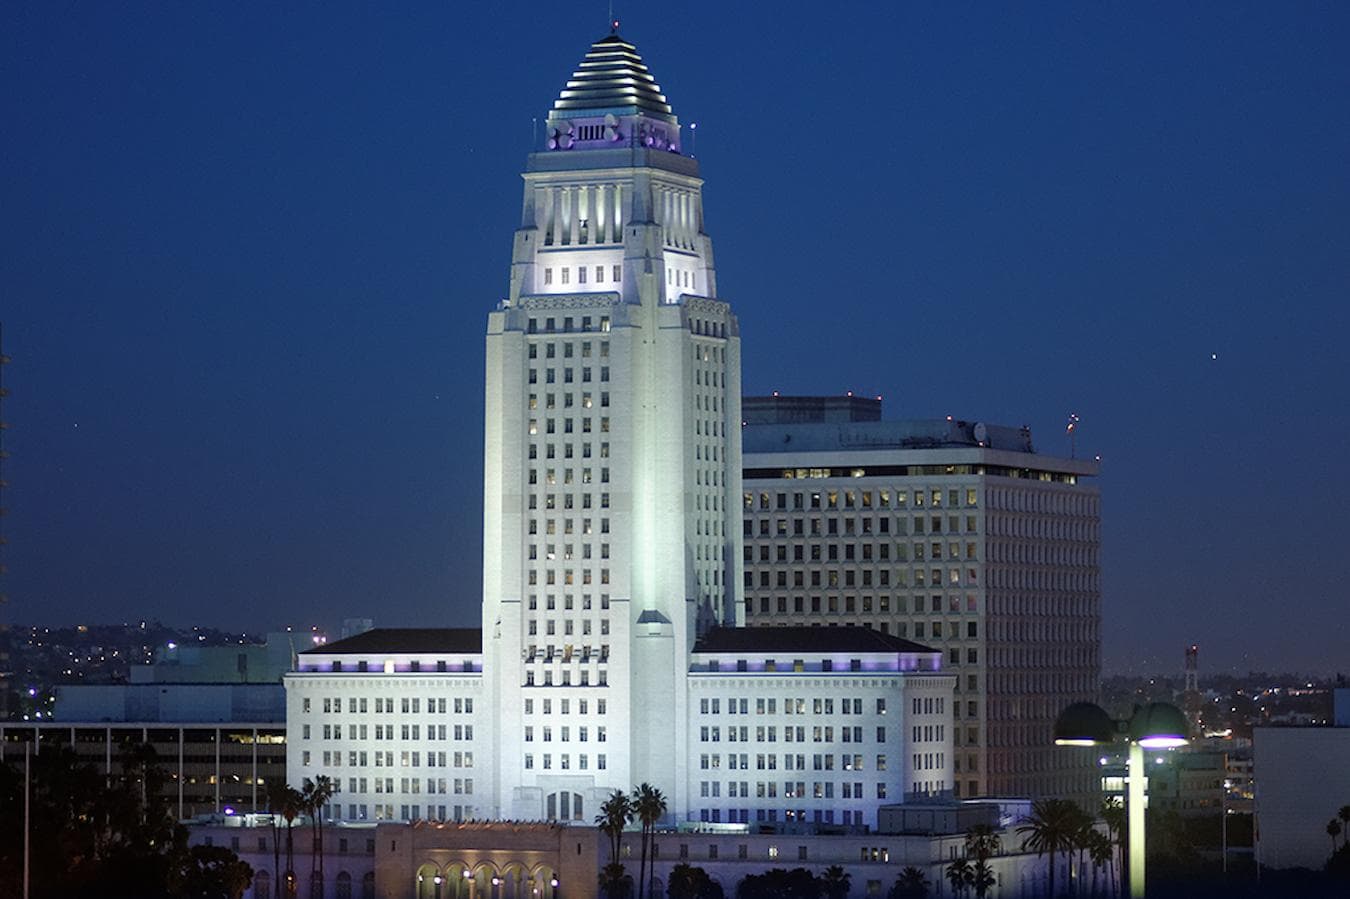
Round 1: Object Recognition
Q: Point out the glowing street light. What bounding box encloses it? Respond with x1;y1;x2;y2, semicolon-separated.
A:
1053;701;1189;897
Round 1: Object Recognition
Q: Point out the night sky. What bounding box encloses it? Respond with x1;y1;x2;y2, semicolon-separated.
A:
3;3;1348;675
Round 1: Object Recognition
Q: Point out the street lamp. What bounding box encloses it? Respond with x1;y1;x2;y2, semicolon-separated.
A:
1054;701;1188;898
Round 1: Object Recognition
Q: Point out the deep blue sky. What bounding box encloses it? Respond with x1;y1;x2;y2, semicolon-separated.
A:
3;3;1347;675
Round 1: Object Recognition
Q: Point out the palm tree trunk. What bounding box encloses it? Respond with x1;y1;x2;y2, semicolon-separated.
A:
637;826;648;899
317;815;325;899
286;821;295;897
1049;848;1056;899
272;821;281;899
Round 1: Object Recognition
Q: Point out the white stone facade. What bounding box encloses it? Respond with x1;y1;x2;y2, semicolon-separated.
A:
686;653;953;827
288;639;486;823
481;33;743;825
286;34;956;831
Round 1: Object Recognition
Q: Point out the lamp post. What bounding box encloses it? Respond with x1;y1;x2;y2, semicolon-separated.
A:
1053;701;1189;898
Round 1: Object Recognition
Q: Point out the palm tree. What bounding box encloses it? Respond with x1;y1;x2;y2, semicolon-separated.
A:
946;857;972;898
1070;804;1096;896
631;783;667;899
965;824;1002;865
1085;830;1112;898
1099;800;1125;898
1340;805;1350;848
819;865;851;899
963;823;1001;899
1018;798;1083;899
890;867;929;899
264;780;290;899
1330;819;1343;857
281;784;304;897
596;790;633;897
970;861;995;899
303;776;334;898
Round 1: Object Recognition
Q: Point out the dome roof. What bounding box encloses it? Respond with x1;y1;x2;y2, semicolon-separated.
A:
552;33;673;117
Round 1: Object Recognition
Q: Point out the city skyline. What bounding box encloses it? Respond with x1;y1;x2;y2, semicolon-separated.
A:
3;3;1349;675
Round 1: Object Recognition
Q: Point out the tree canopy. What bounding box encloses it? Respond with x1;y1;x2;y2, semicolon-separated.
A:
0;744;252;899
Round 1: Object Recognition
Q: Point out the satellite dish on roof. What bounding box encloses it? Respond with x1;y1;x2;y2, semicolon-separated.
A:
973;422;988;446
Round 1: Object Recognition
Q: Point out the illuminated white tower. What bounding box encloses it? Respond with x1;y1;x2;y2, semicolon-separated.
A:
482;31;743;822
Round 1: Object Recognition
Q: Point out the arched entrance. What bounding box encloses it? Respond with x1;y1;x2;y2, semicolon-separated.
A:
499;862;531;899
416;863;444;899
440;863;471;899
529;865;560;899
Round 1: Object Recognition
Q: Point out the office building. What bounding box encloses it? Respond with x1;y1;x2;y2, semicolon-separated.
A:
741;407;1101;801
1253;689;1350;870
0;632;298;818
0;721;286;819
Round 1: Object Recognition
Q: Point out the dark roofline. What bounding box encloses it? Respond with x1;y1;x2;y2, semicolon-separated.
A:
301;628;481;656
692;625;937;656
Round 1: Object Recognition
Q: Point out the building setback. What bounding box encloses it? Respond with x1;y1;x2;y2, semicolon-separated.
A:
740;409;1102;801
285;32;955;830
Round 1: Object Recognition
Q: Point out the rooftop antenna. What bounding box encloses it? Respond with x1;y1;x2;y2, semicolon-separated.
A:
1066;412;1079;459
609;2;619;33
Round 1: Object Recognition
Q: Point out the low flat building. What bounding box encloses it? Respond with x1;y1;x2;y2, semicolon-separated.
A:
362;819;1050;899
52;631;298;723
0;721;286;819
187;807;1056;899
1254;723;1350;871
743;394;882;425
187;816;377;899
1147;749;1227;817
